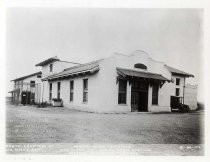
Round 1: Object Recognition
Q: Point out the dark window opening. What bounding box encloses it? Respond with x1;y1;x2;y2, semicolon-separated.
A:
70;80;74;102
57;82;61;99
30;81;35;87
134;63;147;70
152;84;159;105
49;83;52;100
37;74;42;78
176;78;180;86
118;79;127;104
83;79;88;102
50;64;53;72
176;88;180;96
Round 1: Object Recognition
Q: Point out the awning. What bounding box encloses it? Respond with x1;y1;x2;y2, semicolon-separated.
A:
117;67;170;82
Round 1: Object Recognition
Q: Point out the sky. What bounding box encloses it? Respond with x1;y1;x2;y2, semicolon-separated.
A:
6;8;203;102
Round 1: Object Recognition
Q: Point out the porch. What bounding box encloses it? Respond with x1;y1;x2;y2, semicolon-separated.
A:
117;67;170;112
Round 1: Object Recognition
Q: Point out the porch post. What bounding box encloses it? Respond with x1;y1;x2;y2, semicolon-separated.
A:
127;81;131;110
148;85;152;112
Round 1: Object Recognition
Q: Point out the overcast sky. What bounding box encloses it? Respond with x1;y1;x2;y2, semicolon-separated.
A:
6;8;203;101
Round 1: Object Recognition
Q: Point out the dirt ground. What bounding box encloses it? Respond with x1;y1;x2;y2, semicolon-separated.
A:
6;104;204;144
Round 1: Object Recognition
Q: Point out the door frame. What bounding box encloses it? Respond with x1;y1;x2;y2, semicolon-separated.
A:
131;80;149;112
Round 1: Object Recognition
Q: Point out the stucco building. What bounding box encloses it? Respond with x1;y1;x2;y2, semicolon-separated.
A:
34;50;195;112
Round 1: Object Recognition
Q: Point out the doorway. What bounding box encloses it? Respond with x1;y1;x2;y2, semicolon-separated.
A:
21;91;31;105
131;80;148;112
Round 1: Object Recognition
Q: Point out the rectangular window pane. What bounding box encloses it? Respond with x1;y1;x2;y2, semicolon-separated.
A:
30;81;35;87
83;79;88;102
176;88;180;96
50;64;53;72
57;82;61;99
70;81;74;102
49;83;52;100
118;79;127;104
152;84;158;105
176;78;180;86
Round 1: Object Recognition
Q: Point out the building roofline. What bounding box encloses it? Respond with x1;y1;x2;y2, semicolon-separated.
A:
11;71;42;82
58;60;81;65
165;65;194;77
113;50;165;64
35;56;60;66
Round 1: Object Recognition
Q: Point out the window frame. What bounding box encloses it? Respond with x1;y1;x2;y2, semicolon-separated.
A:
152;84;159;105
57;82;61;99
49;64;53;72
118;79;127;104
83;79;88;103
176;78;180;86
30;81;35;88
176;88;180;96
70;80;74;102
49;83;52;100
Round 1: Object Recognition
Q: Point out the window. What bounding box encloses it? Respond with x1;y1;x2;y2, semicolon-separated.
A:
37;74;42;78
30;81;35;87
118;79;127;104
70;80;74;102
83;79;88;102
134;63;147;70
176;88;180;96
50;64;53;72
176;78;180;86
152;84;159;105
57;82;61;99
49;83;52;100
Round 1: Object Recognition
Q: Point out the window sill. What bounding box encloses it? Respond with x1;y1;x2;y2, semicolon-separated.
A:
118;104;127;106
82;102;88;104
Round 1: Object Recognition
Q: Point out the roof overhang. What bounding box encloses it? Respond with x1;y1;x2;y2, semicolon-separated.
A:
171;72;194;78
35;57;60;66
165;65;194;78
42;64;100;81
11;71;42;82
116;67;170;87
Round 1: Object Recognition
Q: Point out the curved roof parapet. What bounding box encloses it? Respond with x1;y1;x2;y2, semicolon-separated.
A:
165;65;194;77
113;50;165;64
130;50;151;58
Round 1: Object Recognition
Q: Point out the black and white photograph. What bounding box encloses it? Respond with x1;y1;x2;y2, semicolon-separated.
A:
1;0;209;159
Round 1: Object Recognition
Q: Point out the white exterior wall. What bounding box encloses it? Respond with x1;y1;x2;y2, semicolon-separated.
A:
171;75;185;97
184;84;198;110
41;61;79;78
49;73;104;112
41;61;79;102
42;51;191;112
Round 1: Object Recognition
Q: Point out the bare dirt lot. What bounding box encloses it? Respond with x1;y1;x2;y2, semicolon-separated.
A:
6;104;204;144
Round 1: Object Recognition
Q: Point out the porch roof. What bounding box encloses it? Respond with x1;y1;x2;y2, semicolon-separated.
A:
42;61;100;81
117;67;170;81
